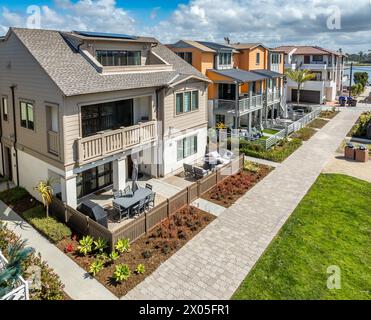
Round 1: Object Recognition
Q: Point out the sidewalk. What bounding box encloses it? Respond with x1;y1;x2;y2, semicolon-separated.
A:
0;201;118;300
123;108;363;300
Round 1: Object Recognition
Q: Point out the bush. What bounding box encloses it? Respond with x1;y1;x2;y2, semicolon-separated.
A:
352;112;371;138
241;138;302;163
23;206;72;243
291;127;317;141
0;187;29;205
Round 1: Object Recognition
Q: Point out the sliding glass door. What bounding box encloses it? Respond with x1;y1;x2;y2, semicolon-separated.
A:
76;163;113;199
81;99;133;137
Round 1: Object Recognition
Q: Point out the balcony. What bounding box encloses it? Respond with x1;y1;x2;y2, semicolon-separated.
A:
48;130;60;156
266;91;281;105
215;94;263;116
77;121;157;165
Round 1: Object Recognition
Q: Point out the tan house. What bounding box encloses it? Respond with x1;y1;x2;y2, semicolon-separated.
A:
0;28;210;208
168;40;286;130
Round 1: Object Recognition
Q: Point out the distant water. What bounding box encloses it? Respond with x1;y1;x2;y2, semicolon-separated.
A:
344;66;371;83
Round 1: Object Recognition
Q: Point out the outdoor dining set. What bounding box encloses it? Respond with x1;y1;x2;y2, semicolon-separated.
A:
112;183;156;222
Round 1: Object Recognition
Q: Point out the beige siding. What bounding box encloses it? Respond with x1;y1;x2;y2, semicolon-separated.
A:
0;32;65;167
162;81;208;138
63;88;157;166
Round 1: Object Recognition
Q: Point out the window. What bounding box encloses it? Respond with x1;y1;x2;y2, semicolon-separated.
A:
256;52;260;64
312;55;324;62
218;83;236;100
176;52;193;64
218;52;232;66
176;90;199;115
1;97;8;121
20;101;34;130
96;50;141;66
177;135;198;161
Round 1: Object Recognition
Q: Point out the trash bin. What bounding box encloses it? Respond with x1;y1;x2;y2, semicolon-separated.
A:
339;96;346;107
344;143;355;160
355;146;369;162
351;99;358;107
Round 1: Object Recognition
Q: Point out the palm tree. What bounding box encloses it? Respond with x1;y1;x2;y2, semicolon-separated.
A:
285;69;316;106
0;239;33;298
34;178;54;218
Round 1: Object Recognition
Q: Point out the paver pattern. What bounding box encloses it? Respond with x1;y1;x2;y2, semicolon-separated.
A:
123;108;364;300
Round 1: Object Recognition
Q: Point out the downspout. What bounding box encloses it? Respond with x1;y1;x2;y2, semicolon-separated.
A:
10;85;19;186
155;87;165;177
0;99;4;176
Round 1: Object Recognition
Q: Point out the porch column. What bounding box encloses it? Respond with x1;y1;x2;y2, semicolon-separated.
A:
235;82;240;129
62;175;77;209
271;104;275;121
113;157;127;191
259;109;263;127
248;113;252;132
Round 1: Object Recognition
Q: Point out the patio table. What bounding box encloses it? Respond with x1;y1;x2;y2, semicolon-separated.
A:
113;188;153;213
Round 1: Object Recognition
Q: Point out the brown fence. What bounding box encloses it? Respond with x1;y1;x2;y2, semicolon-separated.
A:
51;154;245;249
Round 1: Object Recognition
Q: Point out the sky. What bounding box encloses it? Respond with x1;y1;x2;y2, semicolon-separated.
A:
1;0;371;53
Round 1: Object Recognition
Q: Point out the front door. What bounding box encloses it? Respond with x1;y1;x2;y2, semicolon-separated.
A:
304;55;310;64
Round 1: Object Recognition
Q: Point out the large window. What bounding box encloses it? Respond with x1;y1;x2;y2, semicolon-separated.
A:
176;91;199;115
81;99;133;137
76;163;113;199
177;135;198;161
20;101;34;130
218;53;232;66
96;50;141;66
312;55;324;62
1;97;8;121
176;52;193;64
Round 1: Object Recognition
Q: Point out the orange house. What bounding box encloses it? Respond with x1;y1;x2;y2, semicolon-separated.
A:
168;40;286;130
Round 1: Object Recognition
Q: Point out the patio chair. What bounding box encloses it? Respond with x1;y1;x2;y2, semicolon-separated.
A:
145;183;153;190
131;198;146;218
145;192;156;211
193;166;209;180
113;202;129;222
123;186;131;195
113;190;122;199
183;163;194;178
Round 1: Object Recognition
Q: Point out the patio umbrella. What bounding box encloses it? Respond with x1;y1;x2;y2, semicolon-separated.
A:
131;159;139;193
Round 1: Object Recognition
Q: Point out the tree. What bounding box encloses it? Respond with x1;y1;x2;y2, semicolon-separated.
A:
285;69;316;106
354;72;368;88
358;51;364;62
34;178;54;218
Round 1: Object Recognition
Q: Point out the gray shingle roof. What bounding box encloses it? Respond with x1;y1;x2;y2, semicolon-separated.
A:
252;69;284;78
11;28;208;97
208;68;268;83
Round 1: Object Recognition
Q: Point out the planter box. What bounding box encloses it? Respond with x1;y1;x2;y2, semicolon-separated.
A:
344;146;355;160
355;148;369;162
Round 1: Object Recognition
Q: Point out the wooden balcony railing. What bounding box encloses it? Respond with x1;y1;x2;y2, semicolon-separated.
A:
47;130;60;156
77;121;157;165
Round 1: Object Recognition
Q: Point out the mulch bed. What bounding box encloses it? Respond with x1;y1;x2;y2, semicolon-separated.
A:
202;165;272;208
319;111;340;119
57;206;215;298
307;118;329;129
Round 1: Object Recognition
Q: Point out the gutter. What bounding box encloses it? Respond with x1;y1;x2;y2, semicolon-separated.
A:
10;85;20;186
0;100;4;176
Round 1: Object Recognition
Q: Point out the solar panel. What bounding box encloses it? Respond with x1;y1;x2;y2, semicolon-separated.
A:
73;31;138;40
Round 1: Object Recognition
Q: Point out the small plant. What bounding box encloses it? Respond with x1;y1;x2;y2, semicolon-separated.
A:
113;264;131;282
34;179;54;218
108;251;119;263
89;260;104;276
64;243;74;253
142;250;152;259
94;238;108;253
115;238;131;254
135;264;145;274
78;235;93;256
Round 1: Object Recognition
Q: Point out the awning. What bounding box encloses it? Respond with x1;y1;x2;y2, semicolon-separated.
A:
208;68;268;83
252;69;284;78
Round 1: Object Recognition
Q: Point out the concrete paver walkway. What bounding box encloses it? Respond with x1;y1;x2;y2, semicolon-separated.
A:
123;108;364;300
243;156;280;168
0;201;118;300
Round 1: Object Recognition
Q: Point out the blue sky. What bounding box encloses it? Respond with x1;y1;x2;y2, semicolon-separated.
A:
1;0;370;52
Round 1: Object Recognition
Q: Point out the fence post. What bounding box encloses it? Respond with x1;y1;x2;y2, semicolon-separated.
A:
166;199;170;218
145;211;147;234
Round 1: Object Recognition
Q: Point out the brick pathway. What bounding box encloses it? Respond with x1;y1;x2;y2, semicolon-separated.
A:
123;108;365;300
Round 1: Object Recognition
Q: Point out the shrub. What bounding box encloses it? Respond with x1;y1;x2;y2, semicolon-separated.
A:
0;187;29;205
23;207;72;243
78;235;94;256
108;251;119;263
115;238;131;254
352;112;371;138
291;127;317;141
94;238;108;254
244;161;260;173
142;250;152;259
89;260;104;276
113;264;131;282
135;264;145;275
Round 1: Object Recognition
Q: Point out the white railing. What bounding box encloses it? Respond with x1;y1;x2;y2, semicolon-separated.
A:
0;252;29;300
266;91;281;105
47;130;60;156
259;108;321;149
77;121;157;165
215;94;263;114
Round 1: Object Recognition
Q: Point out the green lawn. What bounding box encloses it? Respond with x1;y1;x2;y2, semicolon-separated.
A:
233;174;371;300
263;128;280;135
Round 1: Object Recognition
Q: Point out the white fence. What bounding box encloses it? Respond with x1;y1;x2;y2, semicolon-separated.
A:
258;108;321;149
0;251;29;300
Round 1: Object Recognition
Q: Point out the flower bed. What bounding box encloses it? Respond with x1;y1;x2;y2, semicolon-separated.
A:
202;163;272;208
307;118;329;129
57;206;215;297
290;127;317;141
319;110;339;119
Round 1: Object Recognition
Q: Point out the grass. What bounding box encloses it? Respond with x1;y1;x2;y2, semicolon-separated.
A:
308;118;329;129
233;174;371;300
259;136;269;140
320;110;340;120
263;128;280;135
241;138;303;163
290;127;317;141
0;187;29;205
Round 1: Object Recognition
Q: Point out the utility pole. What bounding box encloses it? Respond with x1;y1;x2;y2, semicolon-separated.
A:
349;62;353;98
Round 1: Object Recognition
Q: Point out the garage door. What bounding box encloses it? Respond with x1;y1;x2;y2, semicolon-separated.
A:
292;89;320;104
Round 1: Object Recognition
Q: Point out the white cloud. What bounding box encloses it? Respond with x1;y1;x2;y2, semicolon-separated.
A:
150;7;161;20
